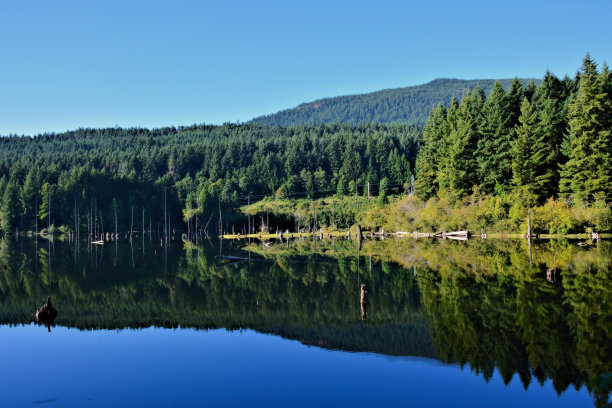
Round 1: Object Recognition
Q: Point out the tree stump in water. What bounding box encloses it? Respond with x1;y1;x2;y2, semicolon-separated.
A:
35;297;57;331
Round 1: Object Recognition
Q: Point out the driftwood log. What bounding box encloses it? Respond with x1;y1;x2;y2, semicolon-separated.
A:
360;284;367;320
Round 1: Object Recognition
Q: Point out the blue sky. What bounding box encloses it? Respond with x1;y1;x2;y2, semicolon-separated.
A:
1;0;610;135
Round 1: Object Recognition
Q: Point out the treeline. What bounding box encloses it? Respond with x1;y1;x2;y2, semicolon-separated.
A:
251;78;538;128
0;123;420;234
415;54;612;205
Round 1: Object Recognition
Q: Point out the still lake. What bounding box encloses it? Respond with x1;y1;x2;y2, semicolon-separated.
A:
0;236;609;407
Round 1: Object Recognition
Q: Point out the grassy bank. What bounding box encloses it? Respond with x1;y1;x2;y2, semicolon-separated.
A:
233;191;611;237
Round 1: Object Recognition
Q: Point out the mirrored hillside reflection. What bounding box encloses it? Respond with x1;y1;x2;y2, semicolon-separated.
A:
0;236;610;405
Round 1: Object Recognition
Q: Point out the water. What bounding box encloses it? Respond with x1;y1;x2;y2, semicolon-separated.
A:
0;236;609;407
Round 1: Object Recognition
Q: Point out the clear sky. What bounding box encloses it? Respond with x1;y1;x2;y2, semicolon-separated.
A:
1;0;611;135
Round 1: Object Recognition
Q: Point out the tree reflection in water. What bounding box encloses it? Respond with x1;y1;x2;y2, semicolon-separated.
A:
0;236;609;406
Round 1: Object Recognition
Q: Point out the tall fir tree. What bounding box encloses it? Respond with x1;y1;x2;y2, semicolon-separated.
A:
20;167;40;230
436;98;459;192
38;182;54;224
560;54;612;202
531;72;567;199
1;182;20;233
512;98;539;204
447;90;484;197
415;104;446;200
477;81;512;194
594;63;612;199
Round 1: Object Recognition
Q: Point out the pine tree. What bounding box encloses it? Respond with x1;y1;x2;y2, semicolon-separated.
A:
342;141;362;183
348;180;357;196
1;182;20;233
595;63;612;200
313;168;328;192
477;82;511;193
436;98;459;192
378;177;389;205
0;176;7;205
365;158;377;198
20;168;40;231
38;182;54;223
560;54;611;202
523;80;538;103
512;98;539;204
447;91;483;197
336;174;346;198
531;72;567;199
415;104;446;200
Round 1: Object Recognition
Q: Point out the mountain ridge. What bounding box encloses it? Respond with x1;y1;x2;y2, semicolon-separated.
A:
250;78;541;127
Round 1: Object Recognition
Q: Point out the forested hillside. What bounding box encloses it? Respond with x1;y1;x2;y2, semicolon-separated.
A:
0;123;420;234
250;78;539;127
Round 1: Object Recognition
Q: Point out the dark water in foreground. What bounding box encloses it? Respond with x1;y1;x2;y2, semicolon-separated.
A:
0;236;610;407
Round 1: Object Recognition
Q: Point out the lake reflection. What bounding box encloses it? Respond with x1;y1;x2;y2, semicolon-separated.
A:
0;236;609;407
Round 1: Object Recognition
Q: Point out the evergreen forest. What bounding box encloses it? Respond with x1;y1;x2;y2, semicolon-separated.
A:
0;54;609;236
415;54;611;206
251;78;538;127
0;122;419;235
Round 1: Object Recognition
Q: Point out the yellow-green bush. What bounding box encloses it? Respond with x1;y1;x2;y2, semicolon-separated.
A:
526;199;576;234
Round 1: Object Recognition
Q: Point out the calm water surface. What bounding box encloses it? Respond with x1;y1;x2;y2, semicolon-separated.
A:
0;236;609;407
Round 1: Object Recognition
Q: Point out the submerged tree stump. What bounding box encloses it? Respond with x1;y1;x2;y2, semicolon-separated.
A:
34;297;57;331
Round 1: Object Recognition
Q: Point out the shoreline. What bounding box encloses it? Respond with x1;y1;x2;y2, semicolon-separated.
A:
220;230;612;240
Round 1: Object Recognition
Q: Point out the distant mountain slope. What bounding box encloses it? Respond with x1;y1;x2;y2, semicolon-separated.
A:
250;78;540;127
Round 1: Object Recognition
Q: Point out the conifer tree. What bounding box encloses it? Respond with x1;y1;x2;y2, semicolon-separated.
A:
560;54;612;202
38;182;54;224
447;91;483;197
313;168;328;192
596;63;612;199
523;80;538;102
378;177;389;205
531;72;567;199
477;82;512;193
436;98;459;192
415;104;446;200
512;98;539;204
1;182;20;233
20;167;40;227
0;176;7;205
336;174;345;198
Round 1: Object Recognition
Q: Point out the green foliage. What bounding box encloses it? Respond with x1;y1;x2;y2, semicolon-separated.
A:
37;182;54;224
20;167;39;222
511;98;540;205
415;104;446;200
560;54;612;202
1;182;20;232
358;190;609;234
446;91;483;196
378;177;389;205
336;174;346;198
477;81;517;193
348;179;356;196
